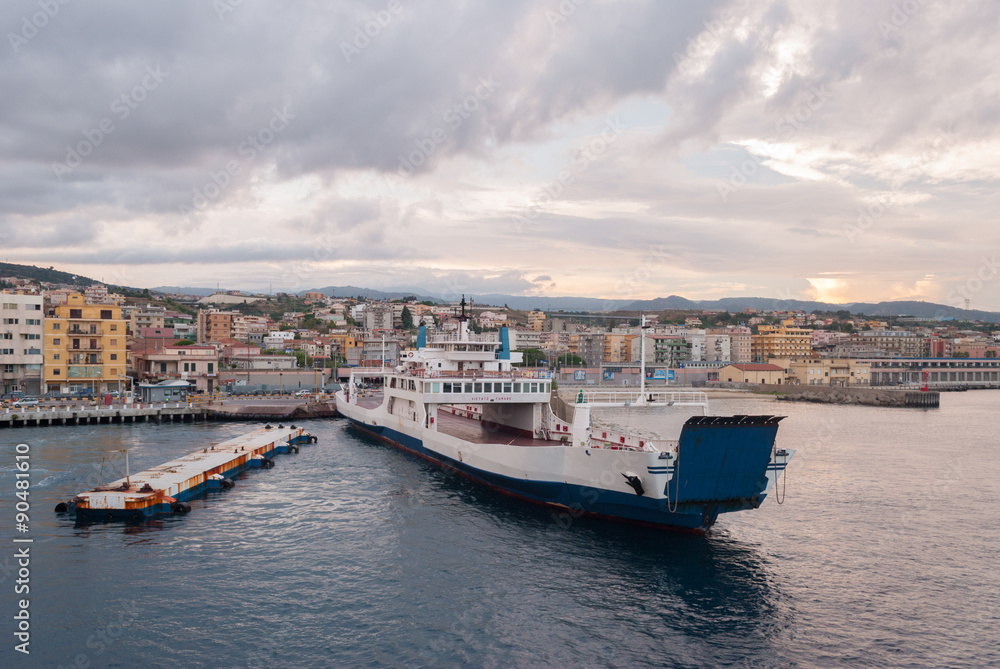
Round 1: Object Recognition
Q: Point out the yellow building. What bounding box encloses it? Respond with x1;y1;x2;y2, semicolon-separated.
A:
777;358;871;386
527;310;546;332
44;293;128;394
752;325;814;361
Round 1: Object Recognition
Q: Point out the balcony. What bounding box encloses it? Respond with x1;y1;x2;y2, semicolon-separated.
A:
68;326;102;336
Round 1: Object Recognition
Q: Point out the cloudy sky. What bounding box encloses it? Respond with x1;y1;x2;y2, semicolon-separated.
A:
2;0;998;308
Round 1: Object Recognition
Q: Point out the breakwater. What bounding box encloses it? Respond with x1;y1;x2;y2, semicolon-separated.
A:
755;384;940;408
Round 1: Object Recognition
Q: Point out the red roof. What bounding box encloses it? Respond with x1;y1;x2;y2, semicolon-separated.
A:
728;363;785;371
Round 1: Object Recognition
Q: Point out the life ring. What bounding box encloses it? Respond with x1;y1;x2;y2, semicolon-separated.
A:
407;352;414;358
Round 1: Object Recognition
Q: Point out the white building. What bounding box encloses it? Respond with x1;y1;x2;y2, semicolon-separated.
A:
1;292;45;395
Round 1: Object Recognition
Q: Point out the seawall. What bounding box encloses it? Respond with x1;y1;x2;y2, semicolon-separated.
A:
754;384;940;408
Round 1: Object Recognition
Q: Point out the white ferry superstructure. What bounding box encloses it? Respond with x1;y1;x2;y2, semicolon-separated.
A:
335;303;792;532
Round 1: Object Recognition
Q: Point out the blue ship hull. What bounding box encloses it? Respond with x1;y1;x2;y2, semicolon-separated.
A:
347;416;783;533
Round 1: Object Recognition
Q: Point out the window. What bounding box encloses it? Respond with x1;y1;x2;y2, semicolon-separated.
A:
110;354;117;361
442;383;452;393
0;333;8;340
184;362;190;372
160;363;167;373
53;338;60;345
474;382;482;393
69;309;82;319
110;339;117;345
54;369;60;375
432;383;440;392
503;383;512;393
513;383;521;392
1;303;16;309
110;325;117;331
100;310;112;319
483;382;492;392
208;363;213;373
53;323;60;330
530;383;538;392
25;319;41;325
2;318;18;325
29;304;40;311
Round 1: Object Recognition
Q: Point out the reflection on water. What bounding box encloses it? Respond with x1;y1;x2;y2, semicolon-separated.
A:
5;393;999;668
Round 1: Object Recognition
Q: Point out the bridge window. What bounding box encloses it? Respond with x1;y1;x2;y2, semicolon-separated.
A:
443;383;453;393
530;383;538;392
474;382;482;393
464;383;472;393
483;382;492;392
432;383;440;393
513;383;521;392
503;383;512;393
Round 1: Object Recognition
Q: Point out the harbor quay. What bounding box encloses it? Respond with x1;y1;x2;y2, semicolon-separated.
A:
0;399;338;429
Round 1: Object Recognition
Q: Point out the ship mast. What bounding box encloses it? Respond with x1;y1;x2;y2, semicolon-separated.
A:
637;312;648;405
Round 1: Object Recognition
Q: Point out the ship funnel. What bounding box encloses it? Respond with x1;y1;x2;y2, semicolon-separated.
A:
497;326;511;360
417;325;427;349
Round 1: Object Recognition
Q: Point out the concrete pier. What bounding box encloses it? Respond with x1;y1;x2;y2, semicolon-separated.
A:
0;401;340;429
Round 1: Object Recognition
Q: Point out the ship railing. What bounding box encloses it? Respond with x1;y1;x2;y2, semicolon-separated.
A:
585;436;678;453
409;370;523;379
578;390;709;410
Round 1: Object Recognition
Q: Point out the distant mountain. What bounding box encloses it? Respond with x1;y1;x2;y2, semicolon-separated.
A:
297;286;443;302
456;294;630;311
0;261;100;287
620;296;1000;323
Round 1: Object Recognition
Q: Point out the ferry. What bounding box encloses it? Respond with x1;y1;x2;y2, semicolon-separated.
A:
335;299;792;532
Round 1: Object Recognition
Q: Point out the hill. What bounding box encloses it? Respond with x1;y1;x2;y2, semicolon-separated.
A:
0;261;100;287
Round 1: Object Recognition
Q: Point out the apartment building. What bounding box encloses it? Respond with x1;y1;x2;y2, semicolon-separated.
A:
44;292;127;394
752;325;814;360
197;309;236;343
1;292;44;395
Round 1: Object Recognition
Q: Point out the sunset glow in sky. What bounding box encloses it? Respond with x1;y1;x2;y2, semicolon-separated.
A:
2;1;999;309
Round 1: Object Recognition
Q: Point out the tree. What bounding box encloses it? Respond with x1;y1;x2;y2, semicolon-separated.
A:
557;353;585;367
174;339;195;346
519;348;547;366
401;306;413;329
293;351;313;368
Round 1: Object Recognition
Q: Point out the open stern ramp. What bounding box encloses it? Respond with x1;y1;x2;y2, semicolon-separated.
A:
671;415;785;511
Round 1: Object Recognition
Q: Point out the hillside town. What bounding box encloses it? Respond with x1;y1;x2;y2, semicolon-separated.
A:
3;276;1000;401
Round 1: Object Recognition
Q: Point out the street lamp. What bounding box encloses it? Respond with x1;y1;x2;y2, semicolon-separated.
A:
279;371;283;397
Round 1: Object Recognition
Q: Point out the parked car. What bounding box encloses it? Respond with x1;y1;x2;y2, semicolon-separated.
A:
1;391;25;401
12;397;39;408
294;390;311;397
